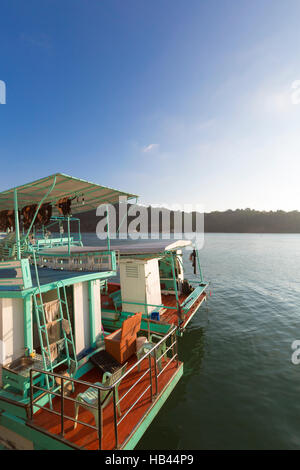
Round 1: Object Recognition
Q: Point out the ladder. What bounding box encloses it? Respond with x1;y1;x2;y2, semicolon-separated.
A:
32;252;78;404
33;286;78;373
55;283;78;374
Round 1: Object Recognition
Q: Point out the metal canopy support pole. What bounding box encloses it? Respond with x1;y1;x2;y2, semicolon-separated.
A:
25;175;57;241
170;252;182;321
14;189;21;260
67;216;71;255
78;218;82;245
88;280;96;348
24;296;33;353
195;245;203;283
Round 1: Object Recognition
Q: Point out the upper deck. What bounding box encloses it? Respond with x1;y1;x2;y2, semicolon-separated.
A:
0;173;138;295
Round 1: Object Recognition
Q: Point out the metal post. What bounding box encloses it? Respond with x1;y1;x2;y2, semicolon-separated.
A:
145;298;148;323
67;216;71;255
30;369;34;419
60;377;64;436
195;246;203;283
13;189;21;260
147;318;150;341
171;330;175;360
175;332;179;367
97;389;102;450
78;218;82;246
170;253;182;320
113;387;119;449
24;296;33;353
88;280;96;348
154;348;158;395
148;354;153;402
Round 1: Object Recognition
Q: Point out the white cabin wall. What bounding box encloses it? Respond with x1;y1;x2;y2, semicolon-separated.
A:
0;298;24;386
92;280;102;344
73;282;90;355
145;259;162;314
120;261;145;314
120;258;162;315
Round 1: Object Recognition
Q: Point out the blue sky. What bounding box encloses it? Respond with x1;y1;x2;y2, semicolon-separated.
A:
1;0;300;212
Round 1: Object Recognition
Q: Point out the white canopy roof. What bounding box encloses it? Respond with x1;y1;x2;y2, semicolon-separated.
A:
0;173;138;214
37;240;192;257
110;239;192;256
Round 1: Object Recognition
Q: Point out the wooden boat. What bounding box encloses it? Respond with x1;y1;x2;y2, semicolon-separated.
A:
0;173;183;450
101;240;208;336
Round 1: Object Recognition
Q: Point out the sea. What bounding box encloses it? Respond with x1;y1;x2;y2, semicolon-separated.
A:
83;232;300;450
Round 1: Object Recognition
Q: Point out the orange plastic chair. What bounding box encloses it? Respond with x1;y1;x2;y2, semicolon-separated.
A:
105;312;142;364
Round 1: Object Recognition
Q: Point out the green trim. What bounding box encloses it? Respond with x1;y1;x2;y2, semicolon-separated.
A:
23;296;33;353
170;254;180;310
0;270;117;298
122;363;183;449
13;189;21;260
88;280;96;347
195;245;204;282
180;294;206;331
0;395;29;419
0;412;73;450
101;310;171;335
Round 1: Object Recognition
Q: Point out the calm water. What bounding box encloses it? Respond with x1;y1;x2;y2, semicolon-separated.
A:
85;233;300;450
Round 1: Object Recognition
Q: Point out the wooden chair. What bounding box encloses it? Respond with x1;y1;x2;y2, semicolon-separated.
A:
105;313;142;364
74;362;127;430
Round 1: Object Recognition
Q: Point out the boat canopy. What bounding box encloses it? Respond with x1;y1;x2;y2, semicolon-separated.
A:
35;240;192;257
106;239;192;256
0;173;138;214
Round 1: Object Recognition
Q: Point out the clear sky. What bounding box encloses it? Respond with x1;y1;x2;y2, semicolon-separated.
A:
1;0;300;212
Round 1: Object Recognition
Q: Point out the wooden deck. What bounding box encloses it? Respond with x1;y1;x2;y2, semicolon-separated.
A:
30;353;182;450
102;282;207;329
160;292;207;328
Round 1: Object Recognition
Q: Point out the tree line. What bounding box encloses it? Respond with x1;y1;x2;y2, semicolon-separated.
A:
76;206;300;233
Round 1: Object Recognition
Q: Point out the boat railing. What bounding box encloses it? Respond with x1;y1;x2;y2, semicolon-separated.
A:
28;324;178;450
121;299;178;317
32;236;83;250
28;248;118;273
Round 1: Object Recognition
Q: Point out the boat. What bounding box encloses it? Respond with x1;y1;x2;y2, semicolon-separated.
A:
0;173;183;450
100;240;208;337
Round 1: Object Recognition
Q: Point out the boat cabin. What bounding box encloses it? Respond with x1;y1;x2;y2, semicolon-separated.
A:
101;240;208;336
